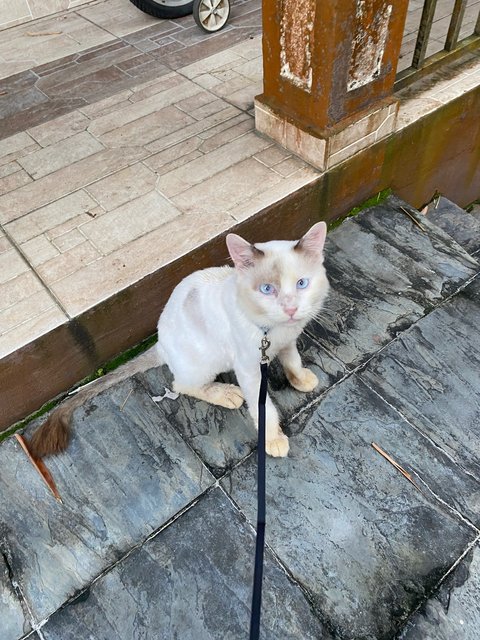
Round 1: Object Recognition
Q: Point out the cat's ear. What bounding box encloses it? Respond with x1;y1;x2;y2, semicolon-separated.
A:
226;234;263;269
295;221;327;257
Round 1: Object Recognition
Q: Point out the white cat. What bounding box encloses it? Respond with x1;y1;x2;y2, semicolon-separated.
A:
29;222;329;459
157;223;329;457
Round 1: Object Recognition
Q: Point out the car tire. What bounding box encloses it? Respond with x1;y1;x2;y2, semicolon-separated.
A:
128;0;194;19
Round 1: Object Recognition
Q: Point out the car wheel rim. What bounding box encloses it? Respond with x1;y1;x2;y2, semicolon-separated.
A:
198;0;229;31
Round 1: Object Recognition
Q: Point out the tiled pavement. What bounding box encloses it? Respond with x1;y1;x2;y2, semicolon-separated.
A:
1;195;480;639
1;0;326;360
397;0;480;73
1;0;479;138
0;0;262;137
1;0;480;363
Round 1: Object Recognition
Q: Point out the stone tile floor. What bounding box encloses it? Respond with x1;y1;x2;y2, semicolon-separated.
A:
1;195;480;639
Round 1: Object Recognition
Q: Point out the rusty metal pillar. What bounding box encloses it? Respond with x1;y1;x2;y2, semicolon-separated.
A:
255;0;410;170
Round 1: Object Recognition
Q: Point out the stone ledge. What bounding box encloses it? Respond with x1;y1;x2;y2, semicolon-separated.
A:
254;96;398;171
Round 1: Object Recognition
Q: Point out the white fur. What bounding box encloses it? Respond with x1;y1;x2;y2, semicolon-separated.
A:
156;223;329;457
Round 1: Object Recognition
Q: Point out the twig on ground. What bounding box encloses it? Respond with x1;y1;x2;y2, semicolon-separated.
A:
120;388;133;411
371;442;421;492
399;206;426;232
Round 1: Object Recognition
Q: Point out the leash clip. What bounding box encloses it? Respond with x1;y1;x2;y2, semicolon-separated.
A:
259;334;271;364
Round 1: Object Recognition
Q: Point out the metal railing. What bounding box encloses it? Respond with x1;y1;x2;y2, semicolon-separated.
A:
396;0;480;88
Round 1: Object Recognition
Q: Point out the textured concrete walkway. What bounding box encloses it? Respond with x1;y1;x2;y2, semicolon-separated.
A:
1;194;480;639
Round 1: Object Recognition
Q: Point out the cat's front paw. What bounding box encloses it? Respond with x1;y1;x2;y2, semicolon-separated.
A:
287;367;319;393
266;434;290;458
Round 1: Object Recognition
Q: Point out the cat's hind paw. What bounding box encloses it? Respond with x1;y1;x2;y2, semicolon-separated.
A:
205;382;244;409
266;434;290;458
287;367;319;393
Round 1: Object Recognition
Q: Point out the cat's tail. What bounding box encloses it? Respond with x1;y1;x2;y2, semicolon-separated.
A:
28;346;160;458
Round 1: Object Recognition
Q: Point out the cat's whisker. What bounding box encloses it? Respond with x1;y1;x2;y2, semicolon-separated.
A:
315;306;335;313
308;309;336;323
315;304;337;316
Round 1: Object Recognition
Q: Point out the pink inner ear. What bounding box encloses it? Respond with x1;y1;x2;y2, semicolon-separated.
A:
298;221;327;255
226;233;256;269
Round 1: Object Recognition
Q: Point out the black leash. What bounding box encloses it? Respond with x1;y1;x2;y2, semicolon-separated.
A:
249;333;270;640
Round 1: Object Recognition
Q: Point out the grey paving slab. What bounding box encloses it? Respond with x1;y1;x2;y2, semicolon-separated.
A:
222;375;476;640
307;274;421;371
463;272;480;299
425;196;480;256
0;378;214;623
309;196;479;369
138;365;256;478
40;488;330;640
0;552;30;640
360;276;480;484
356;195;479;285
400;541;480;640
138;333;345;477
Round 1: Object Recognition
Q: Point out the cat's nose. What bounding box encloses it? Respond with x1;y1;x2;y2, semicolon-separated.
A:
284;306;298;318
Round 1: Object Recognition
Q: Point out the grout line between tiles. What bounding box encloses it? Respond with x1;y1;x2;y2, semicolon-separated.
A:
32;488;211;633
218;482;337;635
1;225;71;319
399;534;480;634
70;7;126;42
360;376;480;524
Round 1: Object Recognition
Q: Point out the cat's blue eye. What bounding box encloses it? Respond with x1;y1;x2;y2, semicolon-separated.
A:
259;283;275;295
296;278;310;289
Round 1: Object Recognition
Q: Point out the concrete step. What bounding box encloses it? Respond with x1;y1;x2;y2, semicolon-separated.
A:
1;193;480;639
